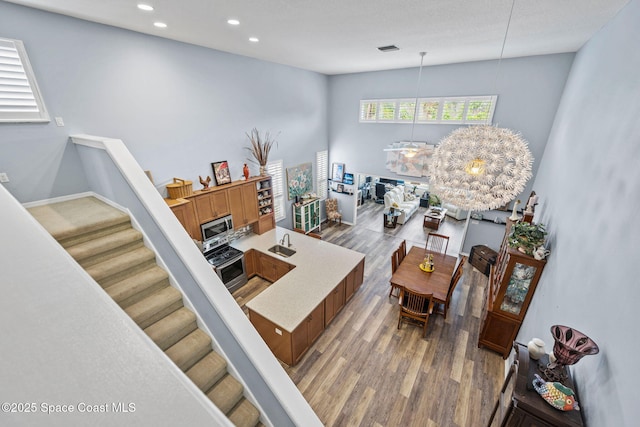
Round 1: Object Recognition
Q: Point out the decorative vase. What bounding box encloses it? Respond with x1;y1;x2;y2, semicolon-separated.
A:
527;338;546;360
259;165;266;176
243;163;250;180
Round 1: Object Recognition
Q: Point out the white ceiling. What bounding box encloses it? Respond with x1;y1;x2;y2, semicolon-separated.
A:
5;0;629;75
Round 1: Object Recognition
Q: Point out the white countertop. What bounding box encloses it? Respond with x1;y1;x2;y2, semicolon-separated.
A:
232;227;365;332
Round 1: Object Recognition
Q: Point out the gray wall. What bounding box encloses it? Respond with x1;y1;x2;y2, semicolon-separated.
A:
327;53;574;200
0;2;328;229
518;0;640;425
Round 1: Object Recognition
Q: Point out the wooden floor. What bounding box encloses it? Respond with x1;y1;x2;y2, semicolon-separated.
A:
233;200;504;427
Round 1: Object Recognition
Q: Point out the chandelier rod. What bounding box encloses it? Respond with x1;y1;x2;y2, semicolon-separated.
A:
409;51;426;143
489;0;517;124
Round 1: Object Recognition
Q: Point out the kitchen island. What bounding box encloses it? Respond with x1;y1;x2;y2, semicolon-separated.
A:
232;227;365;365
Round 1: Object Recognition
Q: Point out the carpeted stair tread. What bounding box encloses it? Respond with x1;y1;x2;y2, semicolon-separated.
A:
228;399;261;427
86;246;157;288
166;329;212;372
206;375;245;414
105;266;170;309
28;196;131;247
186;351;228;393
144;307;197;351
125;286;183;329
67;228;144;267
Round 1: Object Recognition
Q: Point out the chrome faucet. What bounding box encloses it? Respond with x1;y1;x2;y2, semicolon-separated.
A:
280;233;291;248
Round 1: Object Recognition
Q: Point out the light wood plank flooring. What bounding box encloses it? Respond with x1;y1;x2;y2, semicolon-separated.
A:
234;201;503;427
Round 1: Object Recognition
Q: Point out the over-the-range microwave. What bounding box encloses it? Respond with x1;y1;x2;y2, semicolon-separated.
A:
200;214;233;248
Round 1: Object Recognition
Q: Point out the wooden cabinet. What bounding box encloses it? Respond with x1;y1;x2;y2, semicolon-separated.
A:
488;342;583;427
479;219;546;358
256;251;294;283
345;259;365;301
228;182;259;228
292;198;320;234
291;303;324;364
254;177;275;234
192;190;229;224
167;199;200;239
244;249;257;278
324;279;346;326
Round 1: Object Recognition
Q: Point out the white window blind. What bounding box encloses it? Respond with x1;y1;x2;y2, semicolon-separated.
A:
0;38;49;123
359;95;497;125
316;150;328;200
266;159;285;222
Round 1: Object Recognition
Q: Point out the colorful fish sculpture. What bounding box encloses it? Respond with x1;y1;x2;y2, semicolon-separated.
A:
532;374;580;411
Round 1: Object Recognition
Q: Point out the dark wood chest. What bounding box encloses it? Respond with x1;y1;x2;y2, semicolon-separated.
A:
470;245;498;277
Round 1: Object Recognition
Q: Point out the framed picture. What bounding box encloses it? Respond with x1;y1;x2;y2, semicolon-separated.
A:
337;183;344;193
332;163;345;182
211;161;231;185
286;162;313;200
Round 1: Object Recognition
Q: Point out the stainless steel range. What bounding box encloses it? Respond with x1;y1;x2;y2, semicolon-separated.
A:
201;215;247;292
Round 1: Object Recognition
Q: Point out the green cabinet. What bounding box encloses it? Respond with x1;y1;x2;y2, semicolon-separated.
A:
292;198;320;234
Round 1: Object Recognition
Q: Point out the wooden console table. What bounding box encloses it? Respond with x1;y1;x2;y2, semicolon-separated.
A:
487;342;584;427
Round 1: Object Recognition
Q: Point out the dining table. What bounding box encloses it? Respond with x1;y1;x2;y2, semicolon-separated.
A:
390;246;458;308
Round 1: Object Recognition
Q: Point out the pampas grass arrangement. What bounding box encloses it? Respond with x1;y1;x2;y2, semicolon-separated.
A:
246;128;278;170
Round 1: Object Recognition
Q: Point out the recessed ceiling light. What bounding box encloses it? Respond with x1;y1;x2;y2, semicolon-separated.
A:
227;19;240;26
137;4;154;12
154;22;167;28
249;37;259;43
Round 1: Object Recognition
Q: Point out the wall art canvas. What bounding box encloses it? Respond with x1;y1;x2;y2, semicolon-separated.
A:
212;161;231;185
287;162;313;199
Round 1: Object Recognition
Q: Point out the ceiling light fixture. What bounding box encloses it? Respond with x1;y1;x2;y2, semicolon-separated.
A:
227;19;240;25
137;4;154;12
429;0;533;212
249;37;259;43
153;22;167;28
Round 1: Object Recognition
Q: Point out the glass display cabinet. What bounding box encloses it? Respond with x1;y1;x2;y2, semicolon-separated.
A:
479;219;547;358
292;198;320;234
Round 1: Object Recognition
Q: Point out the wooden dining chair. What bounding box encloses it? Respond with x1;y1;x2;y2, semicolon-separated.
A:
440;255;467;319
397;288;434;337
425;233;450;254
398;240;407;263
389;249;401;298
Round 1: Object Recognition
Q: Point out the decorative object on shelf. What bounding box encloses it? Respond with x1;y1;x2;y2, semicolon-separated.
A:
527;338;546;360
510;199;521;221
286;162;313;200
508;221;547;255
533;246;551;260
429;0;533;212
166;177;193;199
532;374;580;412
211;160;231;185
525;190;539;214
243;163;250;180
198;175;211;190
337;183;344;193
331;162;345;182
541;325;600;383
246;128;278;175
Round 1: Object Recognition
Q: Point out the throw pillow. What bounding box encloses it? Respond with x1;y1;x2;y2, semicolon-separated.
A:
404;194;415;201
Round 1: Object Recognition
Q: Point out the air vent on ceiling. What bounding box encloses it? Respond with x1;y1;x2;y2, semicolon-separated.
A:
377;45;399;52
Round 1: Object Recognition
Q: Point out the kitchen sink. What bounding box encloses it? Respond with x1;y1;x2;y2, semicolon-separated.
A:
268;244;296;258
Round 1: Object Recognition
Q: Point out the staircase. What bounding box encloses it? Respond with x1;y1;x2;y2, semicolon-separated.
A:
28;196;261;427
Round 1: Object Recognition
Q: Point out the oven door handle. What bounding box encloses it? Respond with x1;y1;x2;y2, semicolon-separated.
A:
214;254;244;270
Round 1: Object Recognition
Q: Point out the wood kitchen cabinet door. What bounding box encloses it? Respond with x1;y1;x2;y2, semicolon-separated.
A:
228;182;259;228
193;190;229;224
169;201;199;239
292;302;325;364
324;279;346;326
244;249;257;278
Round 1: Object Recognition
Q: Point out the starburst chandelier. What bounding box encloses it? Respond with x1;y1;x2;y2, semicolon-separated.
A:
430;125;533;211
429;0;533;212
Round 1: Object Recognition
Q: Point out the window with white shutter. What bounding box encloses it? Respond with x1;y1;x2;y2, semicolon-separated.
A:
0;38;49;123
266;160;285;222
316;150;328;200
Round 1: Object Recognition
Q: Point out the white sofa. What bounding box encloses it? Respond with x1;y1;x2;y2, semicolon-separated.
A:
442;202;468;220
383;186;420;224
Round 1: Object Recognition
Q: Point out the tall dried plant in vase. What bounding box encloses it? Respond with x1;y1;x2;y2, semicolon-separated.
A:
245;128;278;175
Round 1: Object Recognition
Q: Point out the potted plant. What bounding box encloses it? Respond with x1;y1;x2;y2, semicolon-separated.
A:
245;128;278;175
508;221;547;255
429;193;441;207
